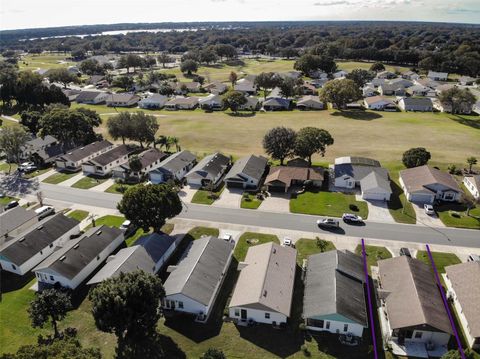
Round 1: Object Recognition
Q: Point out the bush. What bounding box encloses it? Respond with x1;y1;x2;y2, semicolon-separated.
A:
301;344;311;357
349;204;359;212
451;212;461;218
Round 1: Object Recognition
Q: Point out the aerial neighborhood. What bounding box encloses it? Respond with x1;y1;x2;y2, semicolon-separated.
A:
0;18;479;359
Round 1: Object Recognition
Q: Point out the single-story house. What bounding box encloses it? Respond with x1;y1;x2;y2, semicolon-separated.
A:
34;225;124;290
376;71;397;80
21;135;74;166
138;94;168;109
307;78;329;88
378;84;406;97
55;140;114;171
106;93;140;107
401;70;420;81
224;155;268;190
362;85;376;97
399;165;462;204
406;85;436;97
61;88;82;101
265;166;324;192
398;97;433;112
0;213;80;276
87;75;106;86
198;94;224;110
308;70;328;79
415;78;439;89
21;135;57;159
377;256;453;357
75;90;109;105
174;82;201;94
262;97;291;111
148;150;197;184
164;96;198;110
333;70;348;79
279;71;302;80
299;83;318;96
112;148;167;182
363;96;397;111
428;71;448;81
229;242;296;325
444;262;480;349
87;233;183;285
185;152;231;188
433;99;472;114
389;78;414;89
234;78;256;94
238;96;260;111
162;236;234;322
82;145;134;177
296;95;324;110
0;207;38;246
463;175;480;199
303;250;367;337
204;81;227;95
369;78;387;87
458;76;476;86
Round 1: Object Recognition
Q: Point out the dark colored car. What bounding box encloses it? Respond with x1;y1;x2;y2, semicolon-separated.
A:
317;218;340;229
5;200;19;210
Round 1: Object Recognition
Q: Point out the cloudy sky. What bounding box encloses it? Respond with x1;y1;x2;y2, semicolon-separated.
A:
1;0;479;30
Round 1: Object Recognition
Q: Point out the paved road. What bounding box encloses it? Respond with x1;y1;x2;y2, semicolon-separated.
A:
34;183;480;248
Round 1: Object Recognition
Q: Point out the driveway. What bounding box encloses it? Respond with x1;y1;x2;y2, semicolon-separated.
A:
413;203;445;227
178;185;197;204
365;200;395;223
213;188;243;208
58;172;84;187
90;178;115;192
258;192;291;213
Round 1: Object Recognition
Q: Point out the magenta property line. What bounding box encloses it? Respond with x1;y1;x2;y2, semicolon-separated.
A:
425;244;465;359
361;238;378;359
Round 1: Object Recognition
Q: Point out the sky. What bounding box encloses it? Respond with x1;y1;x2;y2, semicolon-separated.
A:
0;0;479;30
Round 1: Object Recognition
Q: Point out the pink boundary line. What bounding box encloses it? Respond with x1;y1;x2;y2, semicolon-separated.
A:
361;238;378;359
425;244;465;359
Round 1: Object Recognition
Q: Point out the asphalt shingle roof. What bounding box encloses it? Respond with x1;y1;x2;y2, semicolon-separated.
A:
225;155;268;183
59;140;113;163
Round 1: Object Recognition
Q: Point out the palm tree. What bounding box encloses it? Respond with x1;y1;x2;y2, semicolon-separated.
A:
170;136;180;152
467;156;477;173
165;136;175;152
154;135;168;150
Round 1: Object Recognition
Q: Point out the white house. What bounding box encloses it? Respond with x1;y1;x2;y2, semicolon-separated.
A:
234;78;256;94
224;155;268;190
296;95;324;110
138;94;168;109
164;96;198;110
398;97;433;112
333;70;348;78
303;250;367;338
148;150;197;184
75;90;109;105
185;152;231;188
0;207;38;246
82;145;133;176
198;94;224;110
112;148;167;182
362;85;376;97
55;140;114;171
428;71;448;81
229;242;296;326
34;225;124;290
377;71;397;79
0;214;80;276
363;96;396;111
204;81;227;95
463;175;480;199
106;93;140;107
162;236;234;322
444;262;480;349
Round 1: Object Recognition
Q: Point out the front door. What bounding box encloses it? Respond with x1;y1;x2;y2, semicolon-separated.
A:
241;309;247;320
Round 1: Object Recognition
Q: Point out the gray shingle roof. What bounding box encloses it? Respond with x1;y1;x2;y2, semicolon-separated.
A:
85;145;133;166
0;213;79;266
58;140;113;163
303;250;367;326
401;97;433;107
186;153;230;181
360;171;392;193
0;207;37;238
335;164;388;183
149;150;196;176
400;165;461;194
225;155;268;183
163;236;233;306
75;91;106;102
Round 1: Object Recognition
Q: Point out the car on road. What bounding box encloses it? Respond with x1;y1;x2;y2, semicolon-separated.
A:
342;213;364;223
4;200;19;210
468;254;480;262
424;204;435;215
316;218;340;229
282;237;294;248
399;247;412;257
35;205;55;220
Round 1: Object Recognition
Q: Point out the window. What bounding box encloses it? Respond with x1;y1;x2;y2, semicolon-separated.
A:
265;313;270;319
415;332;423;339
344;324;348;332
50;275;54;281
234;309;240;317
326;321;330;330
178;301;184;309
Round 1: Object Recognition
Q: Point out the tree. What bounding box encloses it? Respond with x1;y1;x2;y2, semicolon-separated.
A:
255;72;280;100
346;69;375;87
20;110;43;134
28;289;72;339
214;44;237;60
222;90;247;114
439;87;476;114
279;77;296;98
467;156;477;172
47;68;77;88
441;349;475;359
107;112;132;144
170;136;180;152
0;125;29;167
320;79;362;110
112;75;134;91
402;147;431;168
154;135;168;150
117;54;144;73
294;127;334;166
180;59;198;75
89;271;165;358
0;61;18;106
200;48;218;65
128;155;142;173
130;111;159;148
262;127;296;166
157;53;173;68
79;59;104;75
229;71;238;87
294;54;336;75
370;62;385;72
117;184;182;232
158;83;175;96
316;237;329;252
200;348;227;359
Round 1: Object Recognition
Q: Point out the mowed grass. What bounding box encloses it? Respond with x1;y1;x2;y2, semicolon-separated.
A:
386;164;416;224
71;176;108;189
187;226;219;239
0;162;18;173
355;244;392;273
290;190;368;219
191;185;225;205
295;238;336;266
0;196;18;206
42;171;78;184
336;60;410;73
241;193;263;209
416;250;462;273
234;232;280;261
66;209;89;222
18;53;77;71
436;203;480;229
104;182;139;194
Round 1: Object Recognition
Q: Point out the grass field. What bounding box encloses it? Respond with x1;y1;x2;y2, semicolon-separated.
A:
355;245;392;272
416;250;461;273
234;232;280;261
18;53;77;72
290;190;369;218
0;195;18;206
71;176;108;189
436;203;480;229
104;182;139;194
66;209;89;222
0;162;18;173
295;238;335;266
42;171;78;184
240;193;263;209
187;226;219;239
386;164;417;224
191;185;225;205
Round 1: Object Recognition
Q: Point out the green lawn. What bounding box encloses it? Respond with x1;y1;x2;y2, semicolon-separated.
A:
71;176;108;189
240;193;263;209
355;245;392;272
386;165;416;224
86;215;125;229
191;185;225;205
416;250;462;273
336;60;410;73
0;196;18;206
234;232;280;261
42;171;78;184
66;210;89;222
22;168;51;179
436;203;480;229
0;162;18;173
18;53;78;71
104;182;139;194
187;226;219;240
295;238;336;266
290;190;368;219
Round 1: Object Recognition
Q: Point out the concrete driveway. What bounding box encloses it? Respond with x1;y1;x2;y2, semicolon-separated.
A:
58;172;84;187
365;200;395;223
413;203;445;227
213;188;243;208
178;185;197;204
259;192;291;213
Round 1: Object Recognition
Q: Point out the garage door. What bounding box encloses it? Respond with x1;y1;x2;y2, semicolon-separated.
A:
409;193;434;204
268;184;286;192
226;181;245;189
363;191;389;201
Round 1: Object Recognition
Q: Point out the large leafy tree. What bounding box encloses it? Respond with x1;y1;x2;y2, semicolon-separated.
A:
128;155;142;173
89;271;165;357
467;156;477;172
320;79;362;110
254;72;281;99
262;127;296;166
20;110;43;134
180;59;198;75
117;54;144;73
79;59;104;75
107;112;133;144
200;348;227;359
47;68;78;88
28;289;72;339
157;53;173;68
402;147;431;168
439;87;476;114
370;62;385;72
222;90;247;114
130;111;159;148
112;75;134;91
294;127;334;166
0;125;29;167
117;184;182;232
346;69;375;87
294;54;336;75
0;61;18;106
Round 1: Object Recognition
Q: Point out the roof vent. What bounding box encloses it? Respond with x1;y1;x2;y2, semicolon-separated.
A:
263;290;267;297
37;226;43;230
96;230;102;235
18;237;25;242
59;255;66;261
273;248;276;254
80;147;85;150
73;244;79;249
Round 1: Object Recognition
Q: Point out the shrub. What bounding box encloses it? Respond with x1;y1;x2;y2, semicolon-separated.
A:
451;212;461;218
349;204;359;212
301;344;311;357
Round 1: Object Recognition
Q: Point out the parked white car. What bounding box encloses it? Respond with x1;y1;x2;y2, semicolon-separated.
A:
424;204;435;215
282;237;294;247
35;206;55;220
342;213;363;223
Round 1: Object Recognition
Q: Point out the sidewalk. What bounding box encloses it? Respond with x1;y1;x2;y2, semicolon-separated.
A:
58;172;84;187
